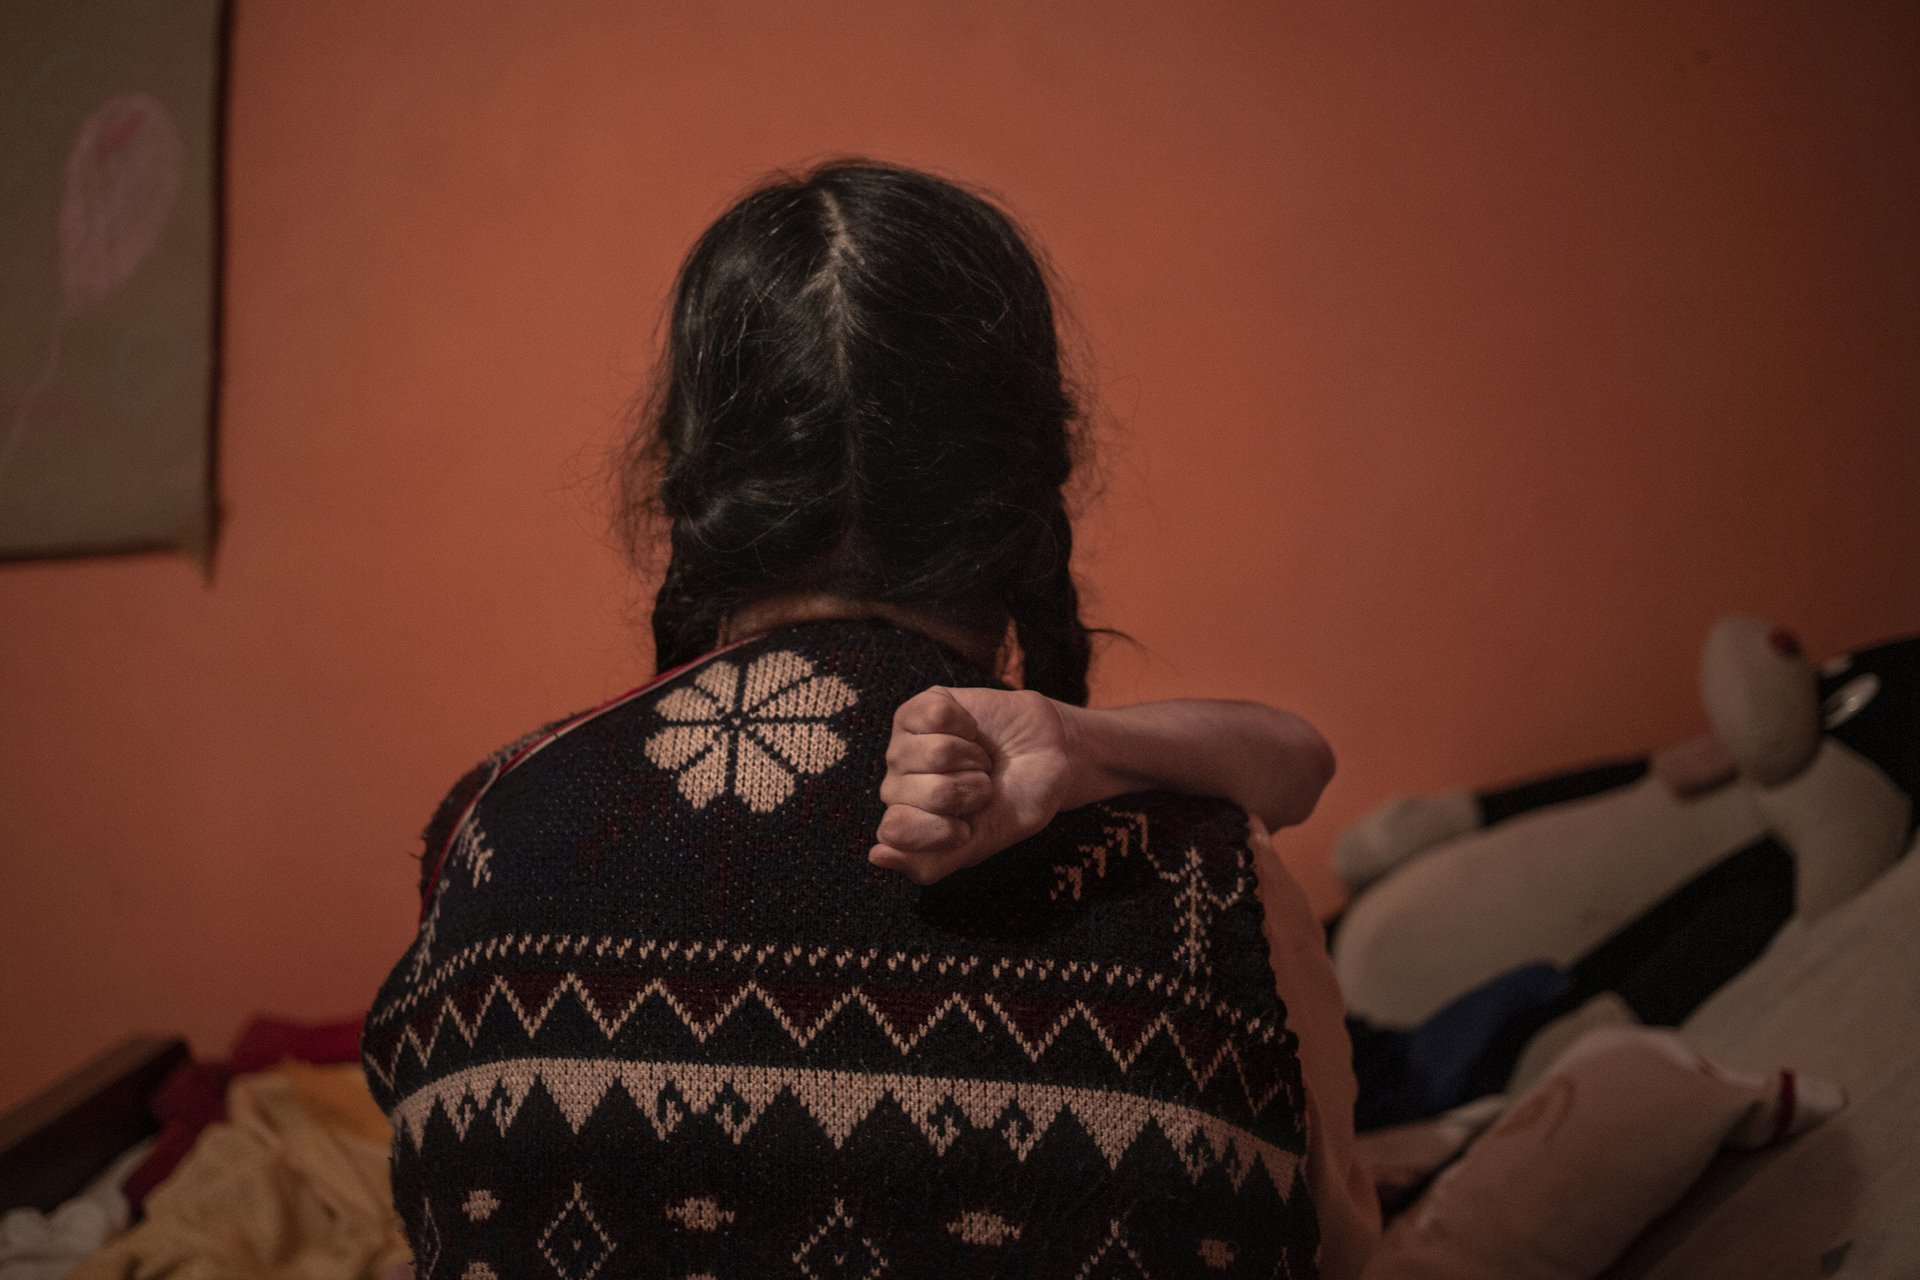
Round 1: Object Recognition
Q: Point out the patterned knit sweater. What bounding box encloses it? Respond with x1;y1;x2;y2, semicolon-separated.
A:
362;619;1319;1278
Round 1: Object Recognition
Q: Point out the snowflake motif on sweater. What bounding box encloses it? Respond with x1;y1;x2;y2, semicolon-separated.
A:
643;650;856;813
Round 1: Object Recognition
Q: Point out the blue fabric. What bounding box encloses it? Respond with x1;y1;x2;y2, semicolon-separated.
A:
1350;961;1571;1131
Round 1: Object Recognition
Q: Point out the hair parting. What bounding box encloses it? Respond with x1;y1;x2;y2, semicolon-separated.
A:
616;159;1096;703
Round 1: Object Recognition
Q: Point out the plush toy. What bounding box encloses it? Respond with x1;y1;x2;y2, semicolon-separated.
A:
1329;616;1919;1033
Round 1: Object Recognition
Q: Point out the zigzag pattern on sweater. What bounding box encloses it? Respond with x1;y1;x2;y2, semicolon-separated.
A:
366;923;1288;1039
390;1057;1307;1198
363;971;1297;1116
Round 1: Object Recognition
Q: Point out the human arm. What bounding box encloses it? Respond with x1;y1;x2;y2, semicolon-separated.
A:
870;685;1335;884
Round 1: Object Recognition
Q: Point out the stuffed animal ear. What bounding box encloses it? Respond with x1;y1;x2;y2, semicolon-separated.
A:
1701;617;1821;787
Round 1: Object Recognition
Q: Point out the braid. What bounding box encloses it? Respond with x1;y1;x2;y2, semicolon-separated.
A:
649;549;728;673
1010;503;1092;706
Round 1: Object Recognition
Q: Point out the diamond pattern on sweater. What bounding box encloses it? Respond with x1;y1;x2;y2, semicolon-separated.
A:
537;1183;614;1280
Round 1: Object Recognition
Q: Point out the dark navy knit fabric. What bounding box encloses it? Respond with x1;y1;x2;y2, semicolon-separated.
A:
363;618;1318;1278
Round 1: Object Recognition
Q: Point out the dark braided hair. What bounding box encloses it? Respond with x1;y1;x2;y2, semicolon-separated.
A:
618;161;1093;704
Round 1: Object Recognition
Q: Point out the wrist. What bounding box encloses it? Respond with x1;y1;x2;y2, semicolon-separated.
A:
1053;703;1130;811
1049;701;1090;812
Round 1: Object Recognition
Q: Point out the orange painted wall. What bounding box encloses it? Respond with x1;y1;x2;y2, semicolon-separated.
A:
3;0;1917;1110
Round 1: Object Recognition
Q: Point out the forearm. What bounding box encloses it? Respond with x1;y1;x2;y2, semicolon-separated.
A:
1056;699;1335;830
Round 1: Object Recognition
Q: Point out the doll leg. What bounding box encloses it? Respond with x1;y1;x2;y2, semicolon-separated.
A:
1349;838;1795;1123
1562;835;1793;1026
1332;758;1652;893
1333;777;1766;1025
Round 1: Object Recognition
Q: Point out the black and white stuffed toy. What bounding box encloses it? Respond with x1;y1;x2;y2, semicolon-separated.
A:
1329;616;1918;1040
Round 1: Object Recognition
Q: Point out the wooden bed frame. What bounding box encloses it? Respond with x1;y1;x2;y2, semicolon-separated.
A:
0;1036;187;1213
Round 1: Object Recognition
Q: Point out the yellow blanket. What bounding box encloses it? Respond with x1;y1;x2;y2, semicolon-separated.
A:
70;1063;407;1280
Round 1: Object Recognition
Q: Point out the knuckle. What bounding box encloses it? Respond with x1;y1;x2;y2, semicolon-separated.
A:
929;692;968;728
876;807;912;844
931;739;971;771
950;775;987;811
929;817;962;852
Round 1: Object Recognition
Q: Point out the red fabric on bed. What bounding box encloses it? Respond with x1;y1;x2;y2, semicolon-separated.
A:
229;1016;363;1074
120;1016;364;1210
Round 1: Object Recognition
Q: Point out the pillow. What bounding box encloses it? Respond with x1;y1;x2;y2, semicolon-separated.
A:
1357;1095;1508;1215
1363;1026;1842;1280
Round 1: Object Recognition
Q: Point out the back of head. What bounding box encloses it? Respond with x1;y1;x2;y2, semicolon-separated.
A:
624;160;1091;704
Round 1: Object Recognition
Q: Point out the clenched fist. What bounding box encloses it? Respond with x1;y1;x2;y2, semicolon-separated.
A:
870;686;1076;885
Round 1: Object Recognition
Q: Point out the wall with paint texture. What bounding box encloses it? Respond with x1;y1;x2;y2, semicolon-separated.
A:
2;0;1917;1109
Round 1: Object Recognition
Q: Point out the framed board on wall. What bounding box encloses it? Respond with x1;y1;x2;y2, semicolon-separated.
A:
0;0;223;563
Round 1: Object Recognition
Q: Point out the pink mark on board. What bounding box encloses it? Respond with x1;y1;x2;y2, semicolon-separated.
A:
0;92;184;479
58;92;182;315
